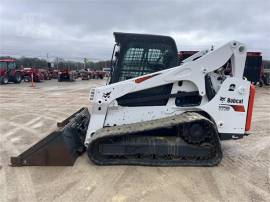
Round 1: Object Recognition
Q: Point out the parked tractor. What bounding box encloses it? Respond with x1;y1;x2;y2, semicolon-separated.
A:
58;68;76;82
0;59;23;84
80;69;90;80
96;70;106;79
39;69;52;80
49;69;59;79
244;52;262;85
262;61;270;85
22;68;44;82
90;70;106;79
80;69;106;80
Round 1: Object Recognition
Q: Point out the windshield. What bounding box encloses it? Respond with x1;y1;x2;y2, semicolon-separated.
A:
0;62;7;69
0;62;16;69
118;43;174;81
109;34;178;84
8;62;16;69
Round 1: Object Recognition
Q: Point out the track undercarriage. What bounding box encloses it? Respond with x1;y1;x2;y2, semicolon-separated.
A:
88;112;222;166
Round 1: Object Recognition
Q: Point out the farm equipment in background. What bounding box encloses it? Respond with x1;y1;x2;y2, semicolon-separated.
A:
39;69;51;80
80;69;106;80
58;68;76;82
75;70;81;79
89;70;106;79
262;60;270;85
80;69;90;80
103;67;111;77
95;70;106;79
0;59;23;84
49;69;59;79
244;52;262;85
22;68;44;82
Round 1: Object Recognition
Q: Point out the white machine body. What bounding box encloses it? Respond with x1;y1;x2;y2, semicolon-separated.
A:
85;41;253;145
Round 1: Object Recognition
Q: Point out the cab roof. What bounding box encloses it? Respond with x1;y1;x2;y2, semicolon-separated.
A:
0;58;16;62
113;32;178;50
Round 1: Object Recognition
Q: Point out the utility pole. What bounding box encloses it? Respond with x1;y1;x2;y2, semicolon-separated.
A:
84;58;87;69
56;57;59;70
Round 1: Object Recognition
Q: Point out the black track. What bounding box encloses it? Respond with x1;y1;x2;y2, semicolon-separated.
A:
87;112;222;166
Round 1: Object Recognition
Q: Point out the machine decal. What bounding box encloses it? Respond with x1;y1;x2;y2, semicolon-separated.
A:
103;91;111;99
227;98;243;104
218;105;230;111
219;96;243;104
229;104;245;112
220;97;226;102
219;104;245;112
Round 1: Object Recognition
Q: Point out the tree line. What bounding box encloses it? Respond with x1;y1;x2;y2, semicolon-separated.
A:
1;55;270;70
0;56;111;70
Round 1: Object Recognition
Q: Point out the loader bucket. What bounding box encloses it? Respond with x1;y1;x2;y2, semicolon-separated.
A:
10;107;90;166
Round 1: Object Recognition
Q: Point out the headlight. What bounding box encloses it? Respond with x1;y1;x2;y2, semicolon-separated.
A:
89;88;95;102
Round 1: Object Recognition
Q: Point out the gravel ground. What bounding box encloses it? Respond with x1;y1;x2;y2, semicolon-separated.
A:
0;79;269;202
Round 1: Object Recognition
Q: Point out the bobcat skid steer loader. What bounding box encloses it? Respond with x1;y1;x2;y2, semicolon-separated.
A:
10;33;255;167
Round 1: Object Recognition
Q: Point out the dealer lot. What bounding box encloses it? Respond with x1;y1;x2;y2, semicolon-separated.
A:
0;80;269;202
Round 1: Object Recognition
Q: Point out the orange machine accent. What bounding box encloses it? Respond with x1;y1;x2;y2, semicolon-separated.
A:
231;105;245;112
134;73;159;83
245;84;255;131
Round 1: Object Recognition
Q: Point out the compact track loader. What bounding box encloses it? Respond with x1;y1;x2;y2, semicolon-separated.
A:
10;33;255;167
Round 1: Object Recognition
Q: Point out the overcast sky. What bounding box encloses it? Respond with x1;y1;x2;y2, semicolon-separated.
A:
0;0;269;61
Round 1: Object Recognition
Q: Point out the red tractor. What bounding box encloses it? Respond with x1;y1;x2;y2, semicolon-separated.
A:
39;69;51;80
48;69;59;79
89;70;106;79
80;69;90;80
80;69;106;80
58;68;76;82
261;60;270;85
0;59;23;84
95;70;106;79
22;68;44;82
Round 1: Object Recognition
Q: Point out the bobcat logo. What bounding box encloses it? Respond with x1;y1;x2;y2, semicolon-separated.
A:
220;97;226;102
219;96;243;104
103;92;111;99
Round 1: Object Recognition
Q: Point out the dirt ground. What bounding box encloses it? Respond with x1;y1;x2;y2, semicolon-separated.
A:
0;79;269;202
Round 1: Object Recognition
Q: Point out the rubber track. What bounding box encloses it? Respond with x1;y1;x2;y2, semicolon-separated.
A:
87;112;223;166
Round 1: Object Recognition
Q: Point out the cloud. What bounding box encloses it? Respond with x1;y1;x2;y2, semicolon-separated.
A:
0;0;269;61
